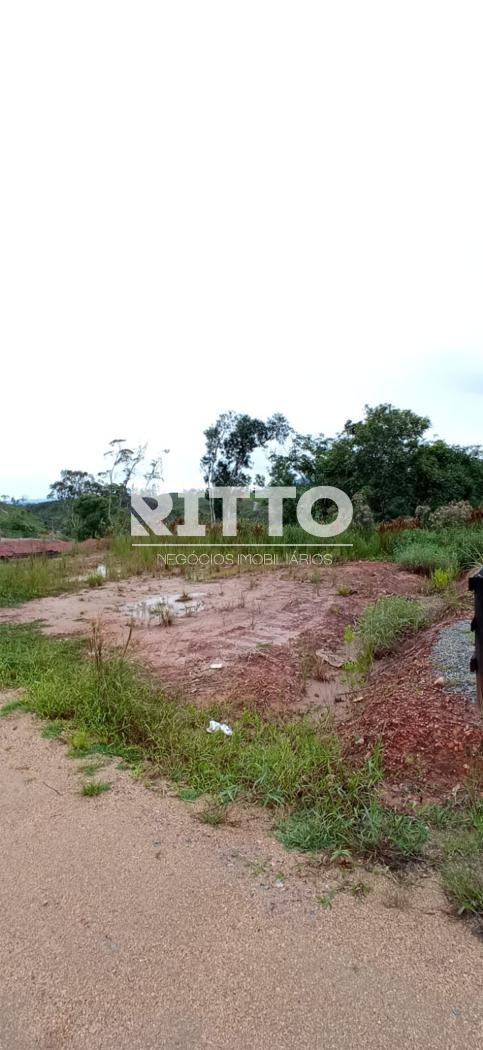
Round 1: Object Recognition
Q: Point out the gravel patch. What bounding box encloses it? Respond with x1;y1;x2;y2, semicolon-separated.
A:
431;620;476;703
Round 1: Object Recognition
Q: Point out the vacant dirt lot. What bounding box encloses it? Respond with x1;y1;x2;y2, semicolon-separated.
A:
0;561;421;711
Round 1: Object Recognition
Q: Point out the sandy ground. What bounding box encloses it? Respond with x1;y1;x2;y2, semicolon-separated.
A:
1;701;482;1050
0;561;421;711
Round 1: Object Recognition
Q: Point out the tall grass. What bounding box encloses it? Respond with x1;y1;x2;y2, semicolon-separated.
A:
2;523;481;608
356;595;427;660
0;622;430;863
106;525;400;571
0;623;365;806
0;555;78;606
394;525;483;575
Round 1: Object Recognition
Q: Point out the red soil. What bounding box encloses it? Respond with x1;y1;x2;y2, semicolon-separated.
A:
343;618;483;788
0;539;73;559
3;552;480;789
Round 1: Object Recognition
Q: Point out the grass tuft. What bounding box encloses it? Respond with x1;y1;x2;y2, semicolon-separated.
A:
41;720;65;738
0;697;27;716
197;803;228;825
394;526;483;576
80;781;111;797
442;860;483;917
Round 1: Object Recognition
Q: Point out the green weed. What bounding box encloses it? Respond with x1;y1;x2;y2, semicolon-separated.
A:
197;804;228;826
318;892;336;909
429;567;455;592
79;762;106;777
442;860;483;917
41;720;65;738
277;799;428;866
0;697;27;716
177;786;203;802
80;781;111;797
87;574;105;588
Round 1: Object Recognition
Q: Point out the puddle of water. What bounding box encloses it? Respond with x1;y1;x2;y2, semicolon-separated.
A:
121;593;204;622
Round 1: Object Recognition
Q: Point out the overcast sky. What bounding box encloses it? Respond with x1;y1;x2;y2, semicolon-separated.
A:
1;1;482;499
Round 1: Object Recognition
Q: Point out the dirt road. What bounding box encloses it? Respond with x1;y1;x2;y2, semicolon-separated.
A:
1;705;482;1050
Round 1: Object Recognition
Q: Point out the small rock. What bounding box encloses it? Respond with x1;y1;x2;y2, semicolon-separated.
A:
316;650;344;668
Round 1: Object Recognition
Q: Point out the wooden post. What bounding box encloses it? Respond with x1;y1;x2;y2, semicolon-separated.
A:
469;567;483;715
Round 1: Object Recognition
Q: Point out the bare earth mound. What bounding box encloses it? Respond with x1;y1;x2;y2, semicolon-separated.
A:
343;616;483;788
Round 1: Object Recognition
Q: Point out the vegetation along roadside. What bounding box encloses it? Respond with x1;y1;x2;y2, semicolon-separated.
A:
1;622;481;928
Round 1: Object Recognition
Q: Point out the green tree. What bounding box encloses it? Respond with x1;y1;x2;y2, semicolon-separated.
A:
48;470;101;536
270;405;431;520
75;495;110;541
413;441;483;509
48;441;165;539
201;412;290;519
335;404;430;519
48;470;100;501
269;404;483;520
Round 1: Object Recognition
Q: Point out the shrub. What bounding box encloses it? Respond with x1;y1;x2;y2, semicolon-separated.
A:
429;501;473;529
429;567;455;592
352;492;375;532
414;504;432;528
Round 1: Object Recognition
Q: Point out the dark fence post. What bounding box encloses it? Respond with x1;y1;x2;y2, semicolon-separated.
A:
469;567;483;715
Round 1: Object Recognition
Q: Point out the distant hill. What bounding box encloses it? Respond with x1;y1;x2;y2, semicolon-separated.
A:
24;499;72;536
0;502;49;538
1;492;268;540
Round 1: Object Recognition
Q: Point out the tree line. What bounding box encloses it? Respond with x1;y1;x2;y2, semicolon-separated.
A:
35;404;483;538
201;404;483;522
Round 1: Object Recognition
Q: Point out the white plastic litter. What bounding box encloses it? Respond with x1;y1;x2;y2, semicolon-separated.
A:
206;720;233;736
209;661;224;670
96;564;107;578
